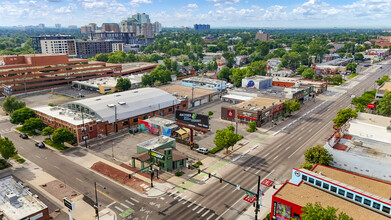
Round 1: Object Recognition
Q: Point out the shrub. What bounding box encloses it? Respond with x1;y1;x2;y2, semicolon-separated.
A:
300;162;314;170
48;103;57;107
208;111;213;116
0;158;8;169
192;163;200;168
247;121;257;132
196;161;203;165
12;154;25;164
175;171;183;176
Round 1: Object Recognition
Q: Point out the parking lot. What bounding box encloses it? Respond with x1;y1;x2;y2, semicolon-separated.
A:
54;86;101;99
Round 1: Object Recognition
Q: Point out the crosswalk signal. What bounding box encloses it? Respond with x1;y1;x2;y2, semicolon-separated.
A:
198;169;201;174
208;173;211;178
219;178;223;183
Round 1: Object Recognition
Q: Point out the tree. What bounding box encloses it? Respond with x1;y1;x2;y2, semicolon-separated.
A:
296;65;307;75
116;78;131;92
218;66;232;81
280;52;301;69
0;137;17;160
300;161;314;170
333;108;358;127
247;121;257;132
42;127;54;140
22;118;44;133
52;128;75;144
10;107;35;124
214;126;242;153
284;100;301;115
301;202;353;220
354;53;364;61
2;96;25;114
208;111;213;116
304;145;333;165
302;68;315;79
230;68;248;87
376;75;389;86
377;92;391;116
247;60;267;76
346;63;357;73
163;58;172;70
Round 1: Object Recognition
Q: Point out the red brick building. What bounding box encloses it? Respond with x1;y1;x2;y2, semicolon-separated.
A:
0;54;121;95
33;88;188;143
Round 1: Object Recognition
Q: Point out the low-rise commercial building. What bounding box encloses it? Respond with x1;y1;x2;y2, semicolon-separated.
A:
376;82;391;98
242;76;272;89
33;88;188;143
0;176;49;220
326;113;391;182
0;54;121;95
138;117;178;136
182;77;227;91
159;84;220;108
272;165;391;220
272;77;327;94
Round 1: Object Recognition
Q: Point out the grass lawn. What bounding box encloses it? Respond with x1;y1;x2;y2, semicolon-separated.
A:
12;154;25;164
44;140;69;150
347;73;357;79
15;127;38;136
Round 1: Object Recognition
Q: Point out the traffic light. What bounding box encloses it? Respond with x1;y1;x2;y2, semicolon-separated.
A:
219;177;223;183
208;173;211;178
198;169;201;174
128;174;131;179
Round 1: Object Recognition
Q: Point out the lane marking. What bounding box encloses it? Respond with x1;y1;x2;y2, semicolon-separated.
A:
75;178;83;183
96;189;120;203
192;203;200;211
183;197;191;205
35;155;40;158
222;184;229;189
207;213;215;220
54;166;60;170
277;144;282;148
298;137;303;141
130;198;139;203
120;203;130;209
244;166;251;171
272;155;279;161
107;201;116;208
202;210;210;217
197;206;205;214
284;146;291;151
125;200;134;206
178;195;186;202
114;206;124;212
264;152;271;157
255;169;261;174
308;128;313;132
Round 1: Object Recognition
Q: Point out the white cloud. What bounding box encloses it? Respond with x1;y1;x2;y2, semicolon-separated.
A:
187;3;198;9
207;0;240;4
129;0;152;7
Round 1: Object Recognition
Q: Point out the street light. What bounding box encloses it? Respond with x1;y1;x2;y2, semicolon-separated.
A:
243;169;261;220
94;182;106;220
107;104;118;132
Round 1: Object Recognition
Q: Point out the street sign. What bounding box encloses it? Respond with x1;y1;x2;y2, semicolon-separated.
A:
245;191;255;197
63;198;75;210
261;179;274;187
243;195;256;203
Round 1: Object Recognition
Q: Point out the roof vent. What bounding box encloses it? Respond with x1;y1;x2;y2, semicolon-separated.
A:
107;104;115;108
118;102;126;105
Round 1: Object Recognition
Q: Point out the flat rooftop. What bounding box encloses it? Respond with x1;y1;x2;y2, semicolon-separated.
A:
379;82;391;92
353;112;391;129
182;76;225;85
0;176;47;220
236;97;283;110
138;136;175;150
312;165;391;199
143;117;178;129
121;62;157;72
275;181;389;220
222;94;253;102
159;84;218;99
72;74;144;89
33;105;94;126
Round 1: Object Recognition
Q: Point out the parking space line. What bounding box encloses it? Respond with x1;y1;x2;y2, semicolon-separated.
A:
202;210;210;217
125;200;134;206
187;200;197;208
173;193;182;200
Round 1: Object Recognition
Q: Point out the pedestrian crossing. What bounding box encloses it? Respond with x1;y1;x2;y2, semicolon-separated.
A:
0;128;13;135
165;190;218;219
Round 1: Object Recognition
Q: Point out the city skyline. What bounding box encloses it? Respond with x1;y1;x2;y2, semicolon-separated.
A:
1;0;391;28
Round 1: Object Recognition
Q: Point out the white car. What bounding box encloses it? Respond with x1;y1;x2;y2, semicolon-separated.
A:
196;147;209;154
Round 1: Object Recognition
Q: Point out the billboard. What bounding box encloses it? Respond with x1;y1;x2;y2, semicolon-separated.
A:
175;110;209;128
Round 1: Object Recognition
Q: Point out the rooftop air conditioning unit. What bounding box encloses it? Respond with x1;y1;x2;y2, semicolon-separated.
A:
107;104;115;108
183;95;188;99
173;92;178;96
118;102;126;105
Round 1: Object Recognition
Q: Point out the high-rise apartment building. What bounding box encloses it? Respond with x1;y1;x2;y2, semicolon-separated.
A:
55;24;61;29
255;30;270;42
153;22;162;34
40;39;77;57
141;23;153;38
81;26;92;34
89;23;97;32
38;24;45;29
132;13;150;24
120;18;138;32
31;35;75;53
102;23;120;32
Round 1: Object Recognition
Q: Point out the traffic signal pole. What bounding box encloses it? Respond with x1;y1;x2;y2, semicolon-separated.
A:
255;175;261;220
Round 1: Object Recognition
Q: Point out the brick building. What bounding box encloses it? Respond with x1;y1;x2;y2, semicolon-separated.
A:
33;88;188;143
101;23;120;32
0;54;121;95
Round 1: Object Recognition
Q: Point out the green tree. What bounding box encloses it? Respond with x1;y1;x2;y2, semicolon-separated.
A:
284;100;301;115
208;111;213;116
218;66;232;81
42;127;54;140
302;68;315;79
22;118;44;133
300;161;314;170
296;65;307;75
301;202;353;220
0;137;17;160
2;96;26;114
304;145;333;165
333;108;358;127
52;128;75;144
247;121;257;132
280;52;301;69
346;63;357;72
214;126;242;153
247;60;267;76
354;53;364;61
95;53;109;62
230;68;248;87
163;58;172;70
10;107;35;124
376;75;390;86
115;78;131;91
377;92;391;116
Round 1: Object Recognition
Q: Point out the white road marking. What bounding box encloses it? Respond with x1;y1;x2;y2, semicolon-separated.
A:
207;213;215;220
298;136;303;141
277;144;282;148
264;152;271;157
222;184;229;189
125;200;134;206
284;146;291;151
35;155;40;158
54;165;60;169
187;200;197;208
173;193;182;200
183;197;191;205
75;177;83;183
308;128;313;132
178;195;186;202
114;206;124;212
202;210;210;217
197;206;205;214
244;166;251;171
192;203;200;211
255;169;261;174
146;215;149;220
120;203;130;209
272;155;279;160
130;198;140;203
107;201;116;208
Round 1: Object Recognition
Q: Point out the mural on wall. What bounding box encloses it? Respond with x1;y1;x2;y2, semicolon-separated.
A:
276;202;292;219
139;120;161;135
162;127;171;136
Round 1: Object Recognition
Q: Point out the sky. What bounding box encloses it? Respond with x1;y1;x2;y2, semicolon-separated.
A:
1;0;391;28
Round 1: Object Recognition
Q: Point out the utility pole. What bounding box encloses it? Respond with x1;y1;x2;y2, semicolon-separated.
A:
94;182;106;220
81;108;88;148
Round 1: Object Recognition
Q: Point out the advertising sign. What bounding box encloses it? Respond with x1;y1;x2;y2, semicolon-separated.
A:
64;198;75;210
367;103;375;109
149;151;165;160
175;110;209;128
227;110;234;118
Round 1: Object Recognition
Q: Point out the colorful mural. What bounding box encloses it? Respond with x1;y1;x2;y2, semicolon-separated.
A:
138;120;172;137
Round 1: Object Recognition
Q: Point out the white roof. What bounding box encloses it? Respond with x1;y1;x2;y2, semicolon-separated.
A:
33;106;94;126
222;94;253;101
67;88;180;123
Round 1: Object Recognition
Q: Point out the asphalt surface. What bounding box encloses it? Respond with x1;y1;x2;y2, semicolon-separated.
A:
0;61;388;220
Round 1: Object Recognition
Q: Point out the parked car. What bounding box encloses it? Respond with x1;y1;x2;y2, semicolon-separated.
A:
19;134;28;139
35;142;45;148
196;147;209;154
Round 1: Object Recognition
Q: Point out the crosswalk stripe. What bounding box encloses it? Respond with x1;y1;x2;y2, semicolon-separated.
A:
183;197;191;205
125;200;134;206
173;193;182;200
197;206;205;214
107;201;116;208
202;210;210;217
187;200;196;208
114;206;124;212
130;198;139;203
120;203;129;209
178;195;186;202
192;203;200;211
206;213;215;220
